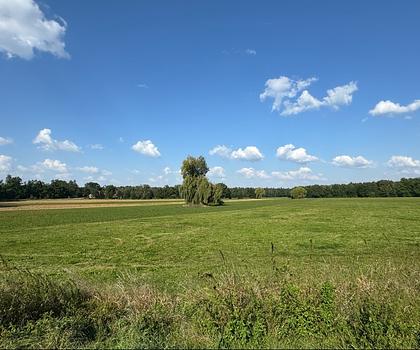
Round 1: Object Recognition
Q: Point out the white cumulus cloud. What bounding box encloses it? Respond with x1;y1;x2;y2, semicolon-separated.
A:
332;155;373;168
210;145;263;161
369;99;420;117
132;140;161;157
237;167;270;179
245;48;256;55
276;144;318;163
0;136;13;145
0;0;69;59
209;145;233;158
260;76;317;112
271;167;322;181
231;146;264;161
387;155;420;169
41;158;67;172
260;76;357;116
33;128;81;152
0;154;12;172
208;166;226;178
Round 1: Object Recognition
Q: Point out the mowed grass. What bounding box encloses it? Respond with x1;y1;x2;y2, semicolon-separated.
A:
1;197;419;290
1;198;419;348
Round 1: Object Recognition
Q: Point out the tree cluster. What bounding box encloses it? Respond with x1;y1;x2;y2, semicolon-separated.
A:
1;174;419;202
179;156;224;206
290;186;307;199
303;178;420;198
0;175;180;201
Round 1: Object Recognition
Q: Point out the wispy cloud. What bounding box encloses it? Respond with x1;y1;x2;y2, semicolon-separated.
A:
89;144;104;150
0;154;12;172
0;136;13;145
260;76;357;116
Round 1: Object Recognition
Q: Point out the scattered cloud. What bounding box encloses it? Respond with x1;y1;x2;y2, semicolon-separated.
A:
387;155;420;176
210;145;263;161
209;145;232;158
222;48;257;56
237;167;270;179
260;76;316;112
0;136;13;145
387;155;420;169
53;172;72;180
76;166;99;174
332;155;373;168
369;99;420;117
237;166;323;181
148;174;168;184
0;154;12;172
276;144;318;163
132;140;161;157
89;144;104;150
260;76;357;116
41;158;67;172
16;165;29;172
163;166;171;175
83;175;107;184
271;167;323;181
208;166;226;178
118;137;125;143
0;0;69;59
137;83;149;88
101;169;112;176
33;128;81;152
231;146;264;161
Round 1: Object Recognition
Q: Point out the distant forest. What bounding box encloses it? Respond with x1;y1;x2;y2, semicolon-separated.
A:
1;175;419;201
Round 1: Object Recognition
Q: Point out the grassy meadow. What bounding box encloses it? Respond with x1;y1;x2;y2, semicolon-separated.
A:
1;198;419;348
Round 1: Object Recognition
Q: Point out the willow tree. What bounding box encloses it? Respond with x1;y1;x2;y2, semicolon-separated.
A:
290;186;307;199
180;156;224;206
255;187;266;199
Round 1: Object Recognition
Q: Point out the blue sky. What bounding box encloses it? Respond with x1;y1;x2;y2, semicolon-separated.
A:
0;0;419;187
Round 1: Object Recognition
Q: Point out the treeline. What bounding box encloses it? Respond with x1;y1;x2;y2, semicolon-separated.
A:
0;175;180;201
0;174;419;201
304;178;420;198
224;178;420;198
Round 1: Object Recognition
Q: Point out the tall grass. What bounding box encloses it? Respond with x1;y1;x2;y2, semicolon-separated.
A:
1;263;418;348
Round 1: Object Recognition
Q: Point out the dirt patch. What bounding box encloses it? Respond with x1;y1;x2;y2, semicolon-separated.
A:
0;199;183;211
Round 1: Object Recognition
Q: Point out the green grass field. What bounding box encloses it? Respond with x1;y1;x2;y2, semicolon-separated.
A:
1;198;419;348
1;198;419;287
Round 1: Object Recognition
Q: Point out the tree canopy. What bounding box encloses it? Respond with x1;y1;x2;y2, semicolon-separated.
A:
179;156;223;206
290;186;307;199
181;156;209;179
255;188;266;199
